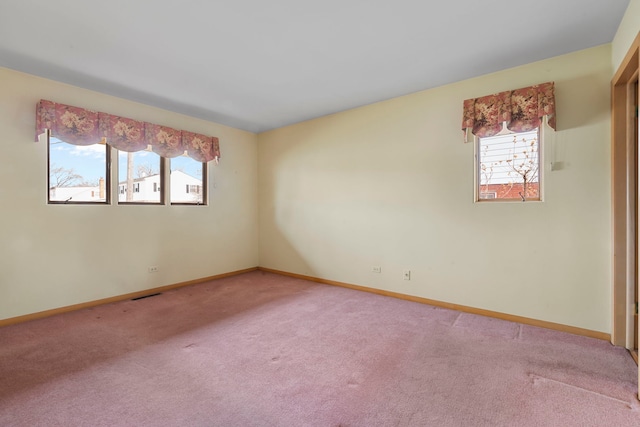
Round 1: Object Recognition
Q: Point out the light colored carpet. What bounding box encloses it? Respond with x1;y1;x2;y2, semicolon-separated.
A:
0;271;638;426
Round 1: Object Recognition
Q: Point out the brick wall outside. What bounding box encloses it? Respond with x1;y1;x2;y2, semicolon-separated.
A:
479;182;539;200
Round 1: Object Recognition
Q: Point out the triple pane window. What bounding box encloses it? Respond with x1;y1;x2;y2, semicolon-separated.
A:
47;135;206;205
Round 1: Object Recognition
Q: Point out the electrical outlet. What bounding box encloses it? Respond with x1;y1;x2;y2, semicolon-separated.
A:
372;266;382;273
403;270;411;281
148;266;159;273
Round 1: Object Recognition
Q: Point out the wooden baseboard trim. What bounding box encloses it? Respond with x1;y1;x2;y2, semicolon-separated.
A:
258;267;612;342
2;266;613;343
0;267;258;328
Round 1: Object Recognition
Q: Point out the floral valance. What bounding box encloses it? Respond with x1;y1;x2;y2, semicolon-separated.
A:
461;82;556;140
36;99;220;162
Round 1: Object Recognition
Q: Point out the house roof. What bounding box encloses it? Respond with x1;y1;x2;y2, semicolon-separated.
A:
0;0;630;133
117;170;201;185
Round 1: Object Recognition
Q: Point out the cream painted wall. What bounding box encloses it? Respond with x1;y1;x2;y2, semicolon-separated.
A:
258;45;612;332
612;0;640;70
0;67;259;321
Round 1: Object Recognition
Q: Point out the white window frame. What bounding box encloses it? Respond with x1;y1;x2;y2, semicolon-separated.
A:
474;123;546;203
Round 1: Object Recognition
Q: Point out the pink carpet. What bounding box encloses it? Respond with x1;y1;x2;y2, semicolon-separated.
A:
0;271;638;426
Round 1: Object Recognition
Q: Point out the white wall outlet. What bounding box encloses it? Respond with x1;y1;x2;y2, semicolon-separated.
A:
148;266;159;273
403;270;411;280
372;266;382;273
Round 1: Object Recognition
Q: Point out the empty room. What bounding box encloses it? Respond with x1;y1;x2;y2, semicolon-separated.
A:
1;0;640;425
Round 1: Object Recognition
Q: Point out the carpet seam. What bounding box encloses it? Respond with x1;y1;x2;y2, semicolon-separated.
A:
530;374;635;409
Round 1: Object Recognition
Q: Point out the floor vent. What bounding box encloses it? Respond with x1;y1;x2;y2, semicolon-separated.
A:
131;293;162;301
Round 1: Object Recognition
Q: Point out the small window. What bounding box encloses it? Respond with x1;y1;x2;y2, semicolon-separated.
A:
476;128;541;202
479;191;497;199
117;150;163;204
170;156;206;205
48;136;109;204
187;184;201;194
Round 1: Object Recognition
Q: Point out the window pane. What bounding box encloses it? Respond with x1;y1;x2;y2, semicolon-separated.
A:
478;129;540;201
117;150;162;204
48;137;108;203
170;156;205;204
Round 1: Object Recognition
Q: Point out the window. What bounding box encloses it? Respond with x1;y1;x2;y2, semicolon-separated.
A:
170;156;206;205
479;191;497;199
187;184;201;194
39;100;219;206
476;127;541;202
48;136;109;204
462;82;554;203
117;150;163;204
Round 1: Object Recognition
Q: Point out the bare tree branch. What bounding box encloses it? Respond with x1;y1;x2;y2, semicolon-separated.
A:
50;164;83;187
136;162;158;178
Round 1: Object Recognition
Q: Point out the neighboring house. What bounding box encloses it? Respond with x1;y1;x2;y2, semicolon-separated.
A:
118;170;203;203
478;183;540;200
49;178;105;202
118;173;161;203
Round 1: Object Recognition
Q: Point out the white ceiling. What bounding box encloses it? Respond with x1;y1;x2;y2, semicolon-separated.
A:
0;0;631;133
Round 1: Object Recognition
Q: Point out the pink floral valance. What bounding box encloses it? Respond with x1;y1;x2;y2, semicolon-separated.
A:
36;100;102;146
36;99;220;162
99;113;147;152
146;124;184;158
461;82;556;140
182;131;220;163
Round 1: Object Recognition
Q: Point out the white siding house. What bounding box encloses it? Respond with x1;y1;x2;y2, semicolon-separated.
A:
49;186;103;202
118;170;203;203
169;170;204;203
49;178;105;202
